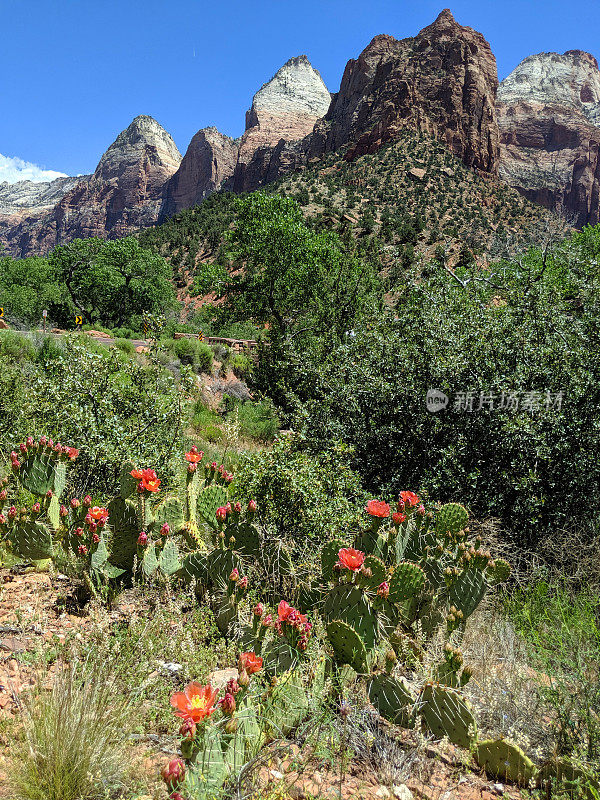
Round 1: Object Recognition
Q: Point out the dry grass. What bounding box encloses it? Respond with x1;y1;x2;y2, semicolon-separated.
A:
10;651;137;800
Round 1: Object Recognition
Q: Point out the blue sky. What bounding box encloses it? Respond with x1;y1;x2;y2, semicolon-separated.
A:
2;0;600;180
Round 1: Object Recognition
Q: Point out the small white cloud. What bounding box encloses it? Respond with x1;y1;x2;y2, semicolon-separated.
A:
0;153;67;184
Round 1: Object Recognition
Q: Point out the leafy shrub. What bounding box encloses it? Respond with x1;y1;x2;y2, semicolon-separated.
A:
0;330;35;361
235;399;279;442
113;338;135;356
235;434;363;552
231;353;252;379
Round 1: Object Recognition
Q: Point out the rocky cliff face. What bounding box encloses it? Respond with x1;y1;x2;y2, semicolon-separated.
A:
498;51;600;225
1;116;181;256
164;55;331;208
311;10;499;171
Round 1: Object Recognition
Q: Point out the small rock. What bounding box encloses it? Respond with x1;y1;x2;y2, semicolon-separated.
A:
376;787;392;799
208;667;238;689
409;167;426;181
492;784;504;794
156;660;182;675
393;786;414;800
269;770;284;780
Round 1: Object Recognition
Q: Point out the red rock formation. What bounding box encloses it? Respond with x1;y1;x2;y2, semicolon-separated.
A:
1;116;181;257
498;51;600;226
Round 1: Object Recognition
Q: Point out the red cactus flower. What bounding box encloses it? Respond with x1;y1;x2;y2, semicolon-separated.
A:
219;692;236;715
392;511;406;525
239;651;263;675
277;600;293;621
185;448;203;464
399;490;419;507
89;507;109;525
338;548;366;572
161;758;185;789
77;544;88;556
365;500;391;518
137;531;148;546
216;506;228;523
170;683;219;724
66;447;79;460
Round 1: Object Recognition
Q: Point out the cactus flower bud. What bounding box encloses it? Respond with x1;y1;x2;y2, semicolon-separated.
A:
377;581;390;598
225;677;240;695
32;502;41;514
187;463;197;473
237;669;250;688
11;460;20;470
70;497;80;509
19;443;27;454
233;501;242;514
161;758;185;789
216;506;227;523
392;511;406;525
238;576;248;591
77;544;88;555
39;436;47;447
219;692;236;715
210;461;217;471
397;499;405;512
248;499;257;514
92;533;100;544
262;614;273;628
160;523;170;536
47;439;54;449
170;794;185;800
224;716;239;734
26;436;34;448
0;515;5;525
229;567;239;582
75;527;83;537
0;489;6;502
178;718;196;740
10;451;18;461
137;531;148;546
44;490;52;500
416;504;426;516
253;603;264;617
83;495;92;507
59;504;68;518
360;566;372;579
7;506;17;520
89;521;98;533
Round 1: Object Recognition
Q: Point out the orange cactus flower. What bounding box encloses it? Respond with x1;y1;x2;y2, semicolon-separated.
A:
365;500;390;518
392;511;406;525
131;468;161;492
170;682;219;724
185;448;203;464
239;651;263;675
277;600;293;621
338;547;366;572
89;507;109;524
399;490;419;507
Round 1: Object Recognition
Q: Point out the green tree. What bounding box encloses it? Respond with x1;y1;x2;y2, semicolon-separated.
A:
49;237;178;327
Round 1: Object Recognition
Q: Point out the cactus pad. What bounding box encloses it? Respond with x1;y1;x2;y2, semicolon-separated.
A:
474;739;537;784
389;561;426;602
226;522;260;557
158;538;181;575
152;496;184;534
486;557;511;586
9;521;53;560
106;497;139;570
326;619;368;672
323;584;377;650
419;683;477;749
368;673;415;727
141;544;158;577
197;485;228;528
448;568;487;618
321;538;347;581
435;503;468;536
362;555;387;588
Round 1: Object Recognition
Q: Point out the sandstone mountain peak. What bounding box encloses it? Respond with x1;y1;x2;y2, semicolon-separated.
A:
245;54;331;130
498;51;600;125
96;115;182;182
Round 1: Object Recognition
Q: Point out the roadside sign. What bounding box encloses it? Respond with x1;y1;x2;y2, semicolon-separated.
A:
75;315;83;327
42;310;48;318
0;308;4;318
198;331;204;342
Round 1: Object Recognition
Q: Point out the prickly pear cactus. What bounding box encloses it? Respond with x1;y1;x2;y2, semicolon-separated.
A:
326;619;369;673
474;740;538;784
419;683;477;748
435;503;469;536
197;485;228;528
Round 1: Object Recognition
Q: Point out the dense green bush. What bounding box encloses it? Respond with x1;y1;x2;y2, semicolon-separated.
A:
284;226;600;548
234;399;279;442
163;338;213;374
234;434;364;552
